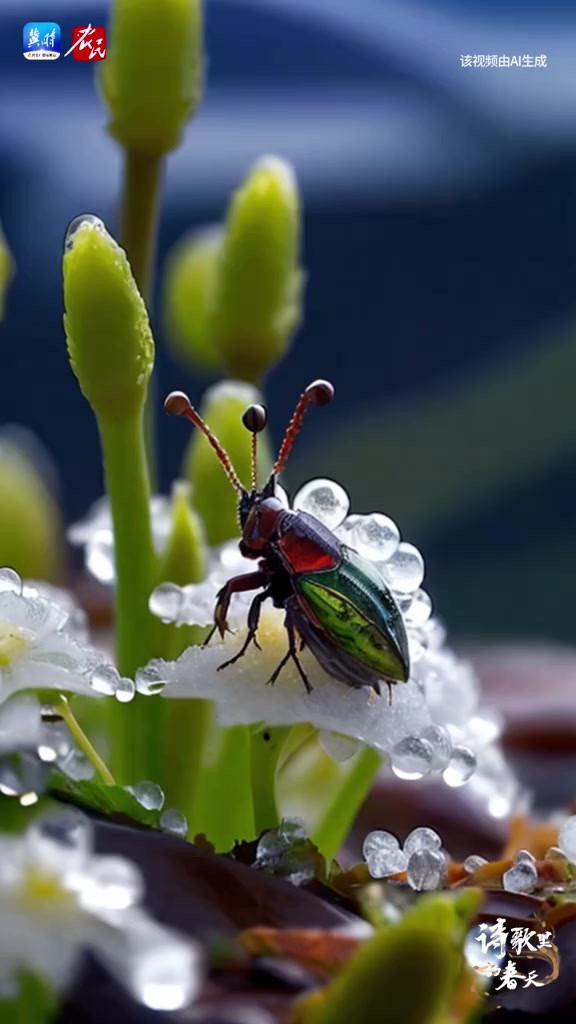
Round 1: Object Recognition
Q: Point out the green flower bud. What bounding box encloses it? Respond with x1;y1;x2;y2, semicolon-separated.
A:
184;381;273;545
0;434;64;582
63;215;154;421
160;481;207;587
211;156;304;382
163;226;223;374
100;0;204;155
0;223;14;320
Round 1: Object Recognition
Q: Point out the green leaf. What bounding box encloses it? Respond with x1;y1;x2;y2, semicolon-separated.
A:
0;971;57;1024
50;772;163;829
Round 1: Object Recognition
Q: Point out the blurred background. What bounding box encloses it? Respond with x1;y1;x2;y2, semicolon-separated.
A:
1;0;576;641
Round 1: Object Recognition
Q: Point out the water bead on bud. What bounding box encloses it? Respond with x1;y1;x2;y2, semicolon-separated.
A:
442;746;477;787
65;214;105;251
84;856;144;911
391;736;434;780
403;827;442;859
292;479;350;531
127;782;165;812
464;854;489;873
159;808;188;838
351;513;400;563
404;590;433;627
503;860;538;894
381;543;425;595
558;816;576;864
406;848;446;892
0;567;22;594
136;663;167;696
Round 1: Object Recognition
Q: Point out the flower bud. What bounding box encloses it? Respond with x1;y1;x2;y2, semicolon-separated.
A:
211;156;303;382
159;481;207;587
163;226;223;374
184;381;272;544
99;0;204;155
63;215;154;421
0;432;64;582
0;223;14;320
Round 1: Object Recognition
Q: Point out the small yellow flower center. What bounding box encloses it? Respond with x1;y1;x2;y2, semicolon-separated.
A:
18;865;76;913
0;620;27;668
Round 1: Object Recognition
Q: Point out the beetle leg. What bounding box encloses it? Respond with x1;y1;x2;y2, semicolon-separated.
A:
217;588;270;671
267;614;312;694
203;570;268;646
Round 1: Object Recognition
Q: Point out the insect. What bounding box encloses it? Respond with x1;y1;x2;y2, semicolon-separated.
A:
165;381;410;696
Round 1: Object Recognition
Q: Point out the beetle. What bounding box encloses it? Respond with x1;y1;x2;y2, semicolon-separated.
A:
165;380;410;696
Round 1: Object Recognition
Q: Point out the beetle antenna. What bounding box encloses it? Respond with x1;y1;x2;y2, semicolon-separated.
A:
165;391;244;493
241;404;268;491
273;380;334;476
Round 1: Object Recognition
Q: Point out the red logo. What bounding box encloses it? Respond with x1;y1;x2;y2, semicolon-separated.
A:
65;24;106;61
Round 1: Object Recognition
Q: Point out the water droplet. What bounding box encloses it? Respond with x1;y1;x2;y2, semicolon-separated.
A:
514;849;536;866
135;663;167;696
292;479;350;531
278;817;307;843
362;830;400;861
391;736;434;780
403;827;442;859
381;543;424;594
319;730;360;762
421;724;452;771
28;807;92;873
58;748;95;781
159;808;188;838
127;781;165;812
0;567;22;595
130;942;199;1011
404;590;432;627
84;855;144;910
406;848;446;891
149;582;183;624
91;664;119;696
464;854;488;873
255;829;285;868
65;213;105;251
503;861;538;894
442;746;476;787
86;528;115;584
20;791;39;807
115;677;135;703
351;514;400;562
545;846;569;864
558;816;576;864
37;719;71;763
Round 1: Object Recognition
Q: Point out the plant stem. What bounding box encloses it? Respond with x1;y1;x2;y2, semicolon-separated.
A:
98;413;158;782
56;696;115;786
250;725;291;835
312;747;381;862
118;148;163;482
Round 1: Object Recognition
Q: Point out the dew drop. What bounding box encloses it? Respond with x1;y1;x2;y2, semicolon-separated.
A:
544;846;569;864
391;736;434;780
382;543;424;594
135;664;167;696
86;529;115;584
406;848;446;891
404;589;433;627
278;817;307;843
403;826;442;859
442;746;476;787
149;582;183;624
90;664;119;696
421;724;452;771
115;677;136;703
362;830;400;861
58;748;95;781
292;479;350;531
558;815;576;864
159;808;188;838
65;213;106;251
514;849;536;866
84;855;144;910
351;513;400;562
0;567;22;595
502;861;538;894
127;781;165;812
463;854;488;873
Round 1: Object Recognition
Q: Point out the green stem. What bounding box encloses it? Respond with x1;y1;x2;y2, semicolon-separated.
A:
56;696;115;786
250;725;291;835
118;148;163;482
188;724;255;850
163;697;212;811
312;747;381;862
98;413;158;782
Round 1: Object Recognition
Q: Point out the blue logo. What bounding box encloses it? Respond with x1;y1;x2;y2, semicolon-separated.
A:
23;22;61;60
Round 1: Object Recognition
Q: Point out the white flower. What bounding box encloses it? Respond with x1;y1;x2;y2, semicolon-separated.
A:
0;809;202;1009
142;479;520;799
69;495;174;586
0;567;114;705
